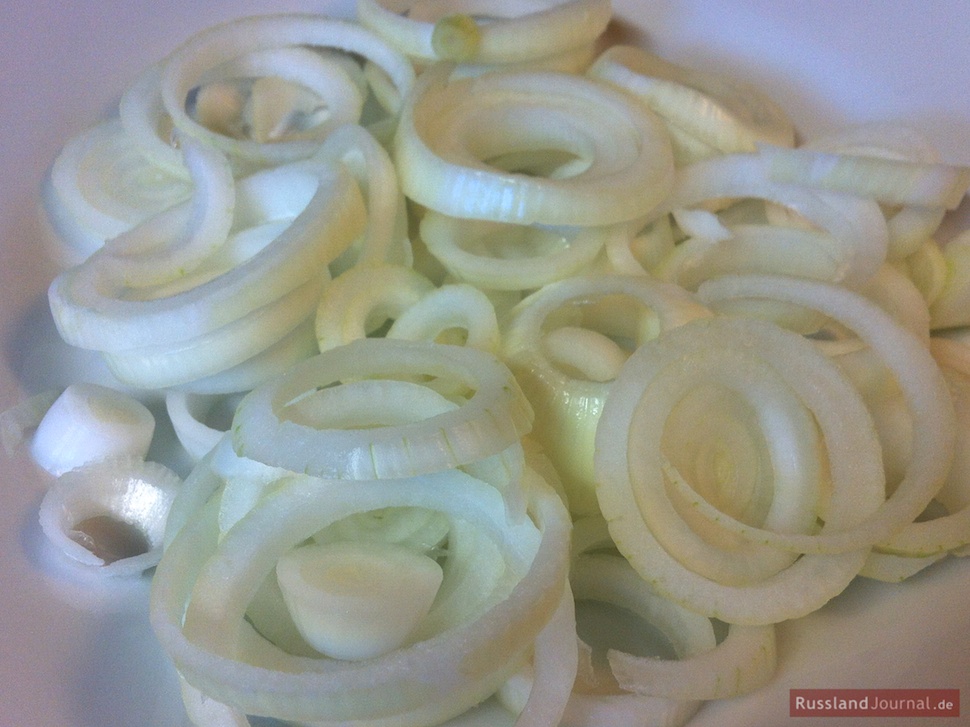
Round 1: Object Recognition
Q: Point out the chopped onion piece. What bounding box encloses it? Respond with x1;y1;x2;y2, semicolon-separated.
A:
39;457;180;576
275;540;444;660
30;383;155;477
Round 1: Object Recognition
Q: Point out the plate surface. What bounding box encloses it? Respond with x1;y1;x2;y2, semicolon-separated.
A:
1;2;968;726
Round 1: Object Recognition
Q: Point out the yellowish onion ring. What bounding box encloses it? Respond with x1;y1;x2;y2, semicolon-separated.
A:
594;317;884;622
419;211;616;291
160;14;415;167
588;44;795;162
699;275;956;553
315;263;436;352
356;0;612;66
503;274;711;516
394;66;675;226
151;468;570;725
657;152;889;288
799;123;952;259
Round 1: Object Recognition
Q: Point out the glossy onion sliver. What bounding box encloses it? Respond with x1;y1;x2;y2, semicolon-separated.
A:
232;339;534;479
356;0;612;66
394;66;675;225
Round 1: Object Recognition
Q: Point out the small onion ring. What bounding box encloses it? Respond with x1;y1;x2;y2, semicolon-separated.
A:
160;14;415;167
232;338;534;480
40;457;181;576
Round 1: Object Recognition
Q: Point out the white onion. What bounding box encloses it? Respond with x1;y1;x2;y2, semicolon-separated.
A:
232;338;534;480
394;66;675;226
39;457;180;576
30;383;155;477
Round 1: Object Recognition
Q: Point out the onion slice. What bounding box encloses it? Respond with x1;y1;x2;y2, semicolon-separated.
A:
39;457;181;576
394;66;674;226
232;338;534;480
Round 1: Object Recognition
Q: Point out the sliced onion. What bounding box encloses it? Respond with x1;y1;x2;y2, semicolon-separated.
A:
799;123;951;259
930;229;970;330
356;0;612;66
588;45;795;161
49;161;366;389
699;275;957;553
386;282;502;353
594;315;888;623
394;66;674;226
315;263;436;352
30;383;155;477
96;137;236;288
165;390;241;462
314;122;413;272
150;466;570;725
503;274;711;516
160;14;414;168
39;456;180;576
175;317;320;396
419;211;615;290
758;143;970;211
864;337;970;558
232;338;534;480
658;152;889;288
572;554;777;701
43;118;190;264
893;238;948;308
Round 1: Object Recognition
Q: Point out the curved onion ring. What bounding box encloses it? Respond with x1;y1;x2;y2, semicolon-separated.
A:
798;123;953;259
160;14;414;167
151;467;570;725
40;457;181;577
232;339;534;480
595;316;882;623
699;275;956;554
48;161;365;388
657;153;889;288
315;264;436;352
356;0;612;66
43;118;190;264
588;44;795;162
394;66;674;226
574;554;777;702
419;211;616;291
503;274;711;516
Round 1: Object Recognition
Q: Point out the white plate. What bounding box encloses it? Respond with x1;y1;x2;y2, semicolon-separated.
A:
1;2;968;726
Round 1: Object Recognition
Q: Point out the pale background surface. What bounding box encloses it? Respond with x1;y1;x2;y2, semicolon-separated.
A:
1;2;968;726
